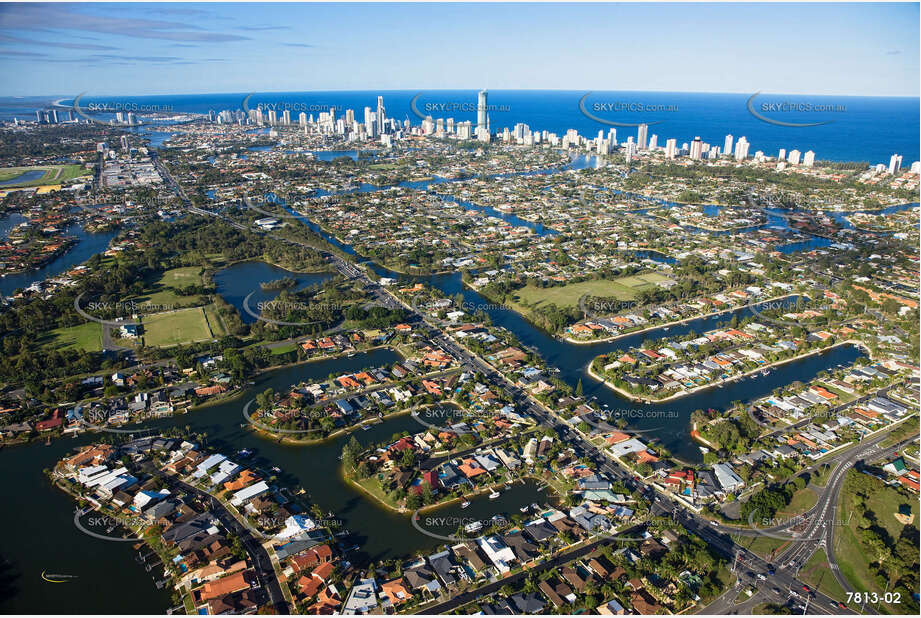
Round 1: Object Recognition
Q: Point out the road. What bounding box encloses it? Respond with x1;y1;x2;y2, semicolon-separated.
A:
158;473;291;614
156;152;916;615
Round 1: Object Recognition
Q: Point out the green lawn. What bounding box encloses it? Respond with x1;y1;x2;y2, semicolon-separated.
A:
732;532;790;561
800;548;847;602
202;305;228;338
269;343;297;355
880;417;920;448
833;469;914;614
40;322;103;352
777;487;818;518
142;307;213;347
511;272;672;312
158;266;203;287
0;164;89;188
128;267;207;311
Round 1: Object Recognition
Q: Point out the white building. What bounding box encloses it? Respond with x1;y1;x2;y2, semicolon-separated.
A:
478;535;516;573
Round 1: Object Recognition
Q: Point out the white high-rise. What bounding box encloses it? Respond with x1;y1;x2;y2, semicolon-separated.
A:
648;134;658;150
724;135;733;157
637;124;648;150
689;137;703;160
665;138;677;160
788;149;801;165
734;137;749;161
477;90;488;133
803;150;815;167
624;139;636;164
888;154;902;175
376;96;386;134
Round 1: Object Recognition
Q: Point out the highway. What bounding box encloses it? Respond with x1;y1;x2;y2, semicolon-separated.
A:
156;154;916;615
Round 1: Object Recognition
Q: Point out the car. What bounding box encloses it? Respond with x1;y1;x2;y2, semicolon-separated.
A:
710;520;719;526
802;585;810;592
838;602;847;609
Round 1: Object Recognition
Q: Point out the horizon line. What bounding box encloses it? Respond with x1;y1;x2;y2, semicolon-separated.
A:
10;88;920;100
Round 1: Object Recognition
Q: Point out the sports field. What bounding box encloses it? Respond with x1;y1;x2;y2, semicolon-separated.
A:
142;307;214;347
512;272;672;310
131;267;207;310
41;322;103;352
0;164;89;188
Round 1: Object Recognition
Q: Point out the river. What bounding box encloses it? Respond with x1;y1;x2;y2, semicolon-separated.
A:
0;135;890;612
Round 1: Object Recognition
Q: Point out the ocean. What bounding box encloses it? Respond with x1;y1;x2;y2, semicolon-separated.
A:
1;90;918;165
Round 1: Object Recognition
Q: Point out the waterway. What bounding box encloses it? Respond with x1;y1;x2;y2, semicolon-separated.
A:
212;260;334;324
0;127;891;611
0;220;118;298
0;345;546;613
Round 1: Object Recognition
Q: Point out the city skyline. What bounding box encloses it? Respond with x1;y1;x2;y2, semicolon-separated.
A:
0;2;918;97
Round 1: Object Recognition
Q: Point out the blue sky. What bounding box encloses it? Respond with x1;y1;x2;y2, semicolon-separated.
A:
0;2;918;97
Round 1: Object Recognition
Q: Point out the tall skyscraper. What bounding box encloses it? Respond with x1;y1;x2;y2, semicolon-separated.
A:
689;137;703;160
778;148;786;162
888;153;902;175
787;149;801;165
637;124;648;150
724;134;733;157
648;134;658;150
376;96;386;134
624;138;636;164
803;151;815;167
477;90;488;133
607;128;617;146
734;137;749;161
665;138;677;160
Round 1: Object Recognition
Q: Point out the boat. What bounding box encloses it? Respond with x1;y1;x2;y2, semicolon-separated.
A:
361;424;371;431
271;466;282;473
460;501;471;509
530;503;539;511
463;521;483;533
237;448;253;457
488;491;500;500
347;353;355;358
